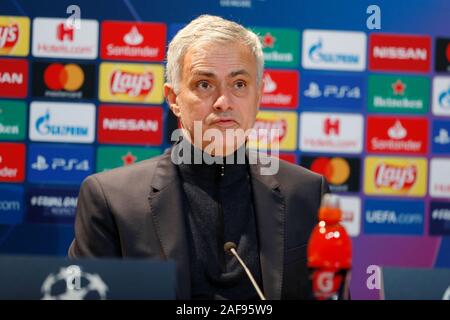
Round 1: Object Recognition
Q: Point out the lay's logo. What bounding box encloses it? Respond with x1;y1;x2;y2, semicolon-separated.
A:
0;16;29;56
365;156;427;197
251;119;287;142
99;62;164;104
374;163;417;190
0;23;18;50
248;111;297;151
110;70;154;97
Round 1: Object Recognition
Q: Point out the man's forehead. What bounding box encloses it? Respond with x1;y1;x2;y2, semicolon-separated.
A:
184;42;256;77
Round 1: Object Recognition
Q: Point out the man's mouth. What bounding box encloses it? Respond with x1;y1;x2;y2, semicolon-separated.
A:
211;118;238;128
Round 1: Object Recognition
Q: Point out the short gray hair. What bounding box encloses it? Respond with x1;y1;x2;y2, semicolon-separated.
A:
166;15;264;93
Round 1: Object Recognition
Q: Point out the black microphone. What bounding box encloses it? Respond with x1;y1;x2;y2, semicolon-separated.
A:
224;241;266;300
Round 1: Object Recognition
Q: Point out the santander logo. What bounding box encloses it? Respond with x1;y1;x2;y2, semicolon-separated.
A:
0;23;18;49
374;163;417;190
387;120;407;140
109;70;153;97
123;26;143;46
263;73;277;93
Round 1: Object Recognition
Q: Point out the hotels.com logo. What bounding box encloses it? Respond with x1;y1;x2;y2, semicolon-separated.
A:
0;23;18;51
56;23;74;41
323;118;340;136
374;163;417;190
110;70;154;97
252;119;287;142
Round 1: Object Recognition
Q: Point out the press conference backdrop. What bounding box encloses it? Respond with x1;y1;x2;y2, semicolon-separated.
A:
0;0;449;299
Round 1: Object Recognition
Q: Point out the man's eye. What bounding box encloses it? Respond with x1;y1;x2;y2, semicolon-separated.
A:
234;81;247;89
197;81;211;90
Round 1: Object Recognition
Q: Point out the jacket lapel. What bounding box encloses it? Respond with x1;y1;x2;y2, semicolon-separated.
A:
249;160;285;300
148;152;191;299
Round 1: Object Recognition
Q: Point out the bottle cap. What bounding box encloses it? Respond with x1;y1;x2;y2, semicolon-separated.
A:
319;194;342;223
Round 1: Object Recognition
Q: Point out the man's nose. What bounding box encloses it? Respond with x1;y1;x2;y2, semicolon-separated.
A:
212;89;233;112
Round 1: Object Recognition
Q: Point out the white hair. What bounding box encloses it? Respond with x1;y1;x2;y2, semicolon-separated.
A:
166;14;264;93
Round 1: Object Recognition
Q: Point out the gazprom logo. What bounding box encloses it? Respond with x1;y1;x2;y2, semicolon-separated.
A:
302;30;366;71
35;110;88;137
438;87;450;109
29;102;95;143
308;38;360;65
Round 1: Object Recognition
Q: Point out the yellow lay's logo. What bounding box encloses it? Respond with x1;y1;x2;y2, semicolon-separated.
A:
248;110;297;151
99;62;164;103
0;16;30;56
364;156;427;196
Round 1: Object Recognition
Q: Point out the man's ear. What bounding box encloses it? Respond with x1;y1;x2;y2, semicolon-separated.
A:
164;83;181;117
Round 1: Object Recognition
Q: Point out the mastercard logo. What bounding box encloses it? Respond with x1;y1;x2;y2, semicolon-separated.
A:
43;63;84;91
310;157;350;184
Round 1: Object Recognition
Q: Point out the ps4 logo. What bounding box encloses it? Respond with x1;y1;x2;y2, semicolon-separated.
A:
31;155;90;171
435;128;450;145
304;81;361;99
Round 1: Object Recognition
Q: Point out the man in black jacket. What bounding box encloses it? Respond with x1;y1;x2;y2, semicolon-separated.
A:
69;14;328;300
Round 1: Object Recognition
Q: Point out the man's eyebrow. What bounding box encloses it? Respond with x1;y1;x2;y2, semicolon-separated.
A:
229;69;251;78
191;71;216;78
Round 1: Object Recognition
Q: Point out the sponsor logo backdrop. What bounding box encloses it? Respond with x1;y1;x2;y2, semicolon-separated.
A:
0;0;449;300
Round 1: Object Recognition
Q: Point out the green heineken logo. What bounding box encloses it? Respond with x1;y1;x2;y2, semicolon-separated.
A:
0;100;26;140
252;27;299;67
96;146;161;172
368;75;429;114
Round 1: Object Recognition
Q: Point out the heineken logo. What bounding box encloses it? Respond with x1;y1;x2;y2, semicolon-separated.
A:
368;75;429;114
261;32;275;48
392;80;406;95
252;27;299;67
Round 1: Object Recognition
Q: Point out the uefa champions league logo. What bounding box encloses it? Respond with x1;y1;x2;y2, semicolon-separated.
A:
41;265;108;300
443;286;450;300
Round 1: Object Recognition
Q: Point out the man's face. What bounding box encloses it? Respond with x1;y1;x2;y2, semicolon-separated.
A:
165;41;263;155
